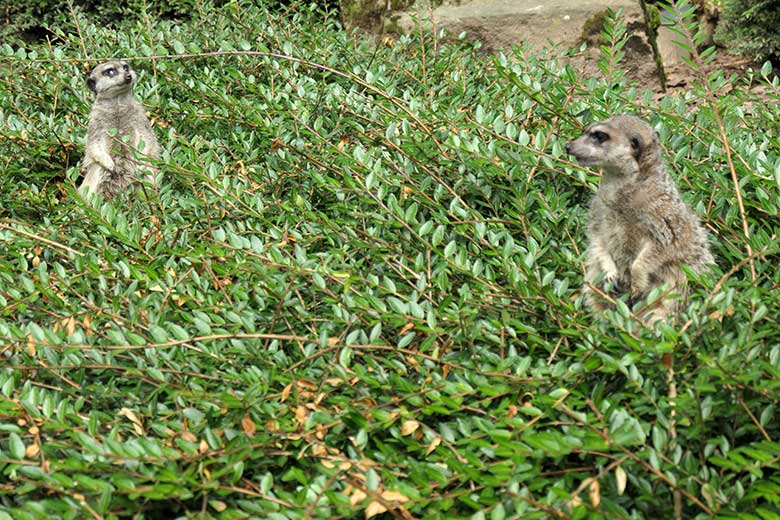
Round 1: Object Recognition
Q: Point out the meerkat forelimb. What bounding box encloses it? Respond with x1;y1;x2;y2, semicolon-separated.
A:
79;60;160;198
566;114;714;323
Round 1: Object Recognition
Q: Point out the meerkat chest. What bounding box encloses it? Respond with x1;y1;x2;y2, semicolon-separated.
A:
590;198;643;269
91;105;143;150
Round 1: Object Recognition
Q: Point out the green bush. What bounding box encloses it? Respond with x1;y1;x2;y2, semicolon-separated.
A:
715;0;780;61
1;1;779;518
0;0;223;43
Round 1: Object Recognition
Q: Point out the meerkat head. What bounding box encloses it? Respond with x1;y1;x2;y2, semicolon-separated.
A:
566;115;661;178
87;60;137;100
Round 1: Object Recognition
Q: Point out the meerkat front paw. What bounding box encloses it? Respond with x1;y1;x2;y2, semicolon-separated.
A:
630;267;650;296
101;156;116;172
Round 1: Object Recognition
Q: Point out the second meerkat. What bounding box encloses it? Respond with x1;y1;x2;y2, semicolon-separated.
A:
79;60;160;198
566;115;714;322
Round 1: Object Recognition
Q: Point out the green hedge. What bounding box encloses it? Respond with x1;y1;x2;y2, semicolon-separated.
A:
1;2;779;518
716;0;780;61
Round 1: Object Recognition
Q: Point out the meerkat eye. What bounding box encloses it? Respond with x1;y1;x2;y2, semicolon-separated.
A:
122;64;129;71
591;130;609;144
103;68;116;77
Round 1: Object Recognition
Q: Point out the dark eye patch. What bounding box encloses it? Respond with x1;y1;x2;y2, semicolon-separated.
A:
122;64;129;71
102;68;117;77
590;130;609;144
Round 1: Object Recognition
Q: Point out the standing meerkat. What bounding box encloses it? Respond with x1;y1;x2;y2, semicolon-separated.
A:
566;115;714;322
79;60;160;198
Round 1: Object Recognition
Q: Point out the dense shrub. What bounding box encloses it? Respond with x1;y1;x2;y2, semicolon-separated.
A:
1;1;779;518
715;0;780;61
0;0;332;43
1;0;194;42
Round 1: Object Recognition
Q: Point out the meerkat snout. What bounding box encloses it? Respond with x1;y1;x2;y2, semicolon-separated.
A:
568;114;714;323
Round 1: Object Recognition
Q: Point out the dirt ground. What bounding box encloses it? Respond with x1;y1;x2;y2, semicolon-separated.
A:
396;0;762;98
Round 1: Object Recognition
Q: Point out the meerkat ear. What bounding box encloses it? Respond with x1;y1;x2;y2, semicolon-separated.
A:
87;77;97;93
629;135;643;159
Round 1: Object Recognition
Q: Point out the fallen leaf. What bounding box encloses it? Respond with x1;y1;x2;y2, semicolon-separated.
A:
381;490;410;502
401;420;419;436
589;478;601;508
365;500;387;518
281;383;292;402
399;322;414;335
425;436;441;456
295;405;308;424
615;465;627;495
661;353;673;370
350;489;367;505
241;414;256;436
25;443;40;458
118;408;144;435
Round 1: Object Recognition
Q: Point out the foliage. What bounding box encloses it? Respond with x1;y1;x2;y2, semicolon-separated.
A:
715;0;780;61
0;0;234;43
1;1;780;518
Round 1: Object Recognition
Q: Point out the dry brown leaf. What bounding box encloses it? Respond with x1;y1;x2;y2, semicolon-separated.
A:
661;353;673;370
425;436;441;456
25;443;40;458
399;322;414;335
589;478;601;508
181;431;197;443
401;420;419;436
118;408;144;435
615;465;627;495
381;490;410;503
241;414;256;436
350;489;367;505
211;501;227;512
295;406;308;424
312;444;328;457
281;383;292;402
365;500;387;518
64;316;76;336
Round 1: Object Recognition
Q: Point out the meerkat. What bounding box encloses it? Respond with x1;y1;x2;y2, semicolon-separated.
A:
566;115;714;322
79;60;160;198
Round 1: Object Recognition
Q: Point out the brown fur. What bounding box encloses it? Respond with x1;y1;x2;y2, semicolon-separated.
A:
566;115;714;323
79;60;160;198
